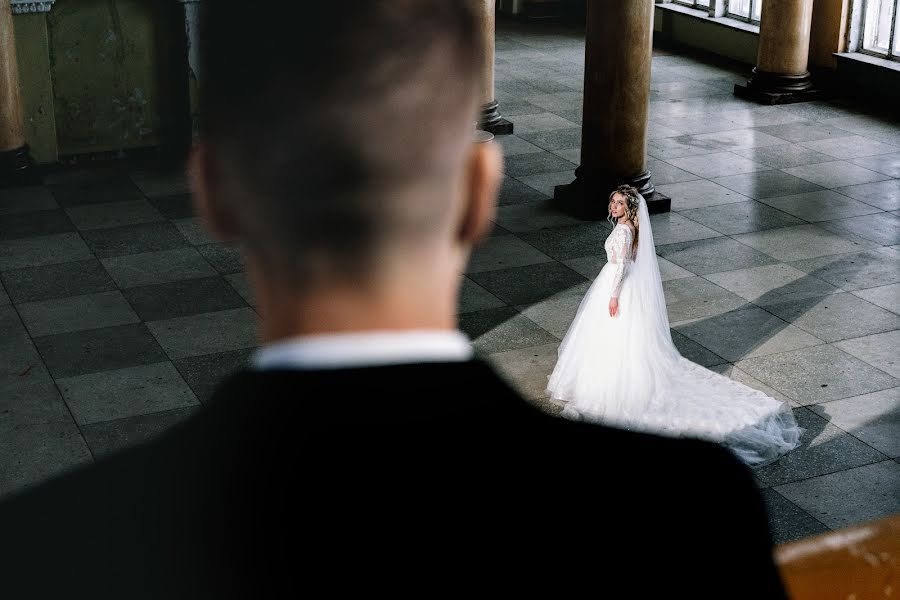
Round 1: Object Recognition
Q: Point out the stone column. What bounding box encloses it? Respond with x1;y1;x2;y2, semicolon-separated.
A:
475;0;512;135
0;0;33;184
554;0;670;216
734;0;823;104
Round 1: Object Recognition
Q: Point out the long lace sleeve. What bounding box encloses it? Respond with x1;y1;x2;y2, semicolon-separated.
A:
609;226;633;298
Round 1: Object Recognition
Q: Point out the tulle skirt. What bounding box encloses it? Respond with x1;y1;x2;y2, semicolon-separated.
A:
547;262;802;467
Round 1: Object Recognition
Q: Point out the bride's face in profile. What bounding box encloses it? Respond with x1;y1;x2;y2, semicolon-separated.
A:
609;193;627;220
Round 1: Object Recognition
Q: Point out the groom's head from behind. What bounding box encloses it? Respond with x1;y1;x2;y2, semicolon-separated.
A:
191;1;503;338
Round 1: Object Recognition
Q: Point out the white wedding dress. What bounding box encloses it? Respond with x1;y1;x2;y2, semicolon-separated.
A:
546;193;802;467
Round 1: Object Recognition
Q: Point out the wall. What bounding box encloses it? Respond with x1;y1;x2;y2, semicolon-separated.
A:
12;0;189;163
654;5;760;65
809;0;850;69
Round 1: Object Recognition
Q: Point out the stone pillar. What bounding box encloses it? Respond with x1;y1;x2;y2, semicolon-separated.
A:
554;0;670;216
475;0;512;135
734;0;823;104
0;0;34;184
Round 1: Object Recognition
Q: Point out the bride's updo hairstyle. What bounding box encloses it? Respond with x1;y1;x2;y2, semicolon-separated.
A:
608;184;640;254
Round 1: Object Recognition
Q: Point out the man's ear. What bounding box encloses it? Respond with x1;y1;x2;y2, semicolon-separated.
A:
189;142;239;241
458;140;503;246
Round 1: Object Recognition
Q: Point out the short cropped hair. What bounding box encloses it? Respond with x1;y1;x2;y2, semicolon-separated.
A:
199;1;482;284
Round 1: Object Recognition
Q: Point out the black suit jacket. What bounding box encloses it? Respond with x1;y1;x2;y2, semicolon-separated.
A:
0;360;788;598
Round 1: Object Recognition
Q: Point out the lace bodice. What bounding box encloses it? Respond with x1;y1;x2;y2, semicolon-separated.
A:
548;197;802;467
604;224;634;298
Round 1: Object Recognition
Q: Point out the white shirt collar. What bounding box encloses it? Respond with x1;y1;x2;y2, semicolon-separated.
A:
253;329;474;371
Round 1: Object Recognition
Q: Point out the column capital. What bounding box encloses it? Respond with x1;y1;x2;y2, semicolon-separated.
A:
10;0;55;14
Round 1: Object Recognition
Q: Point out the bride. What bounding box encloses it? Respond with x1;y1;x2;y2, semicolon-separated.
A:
547;185;802;467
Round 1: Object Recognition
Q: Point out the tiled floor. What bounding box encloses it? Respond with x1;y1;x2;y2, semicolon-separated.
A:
2;19;899;545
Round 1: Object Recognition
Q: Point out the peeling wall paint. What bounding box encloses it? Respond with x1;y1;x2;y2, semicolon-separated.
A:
44;0;186;156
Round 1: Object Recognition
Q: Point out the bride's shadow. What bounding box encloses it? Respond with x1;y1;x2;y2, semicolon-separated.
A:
461;222;898;478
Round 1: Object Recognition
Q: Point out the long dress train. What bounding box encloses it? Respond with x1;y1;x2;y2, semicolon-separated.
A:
546;198;801;467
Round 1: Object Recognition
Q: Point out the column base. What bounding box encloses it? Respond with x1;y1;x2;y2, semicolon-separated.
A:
734;68;825;105
479;100;514;136
0;145;40;188
640;190;672;214
552;168;671;219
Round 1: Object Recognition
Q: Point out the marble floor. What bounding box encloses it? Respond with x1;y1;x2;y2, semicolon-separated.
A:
2;19;899;544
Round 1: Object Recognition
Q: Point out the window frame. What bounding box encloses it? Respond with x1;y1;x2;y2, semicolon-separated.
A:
725;0;763;25
672;0;712;9
658;0;763;32
857;0;900;61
